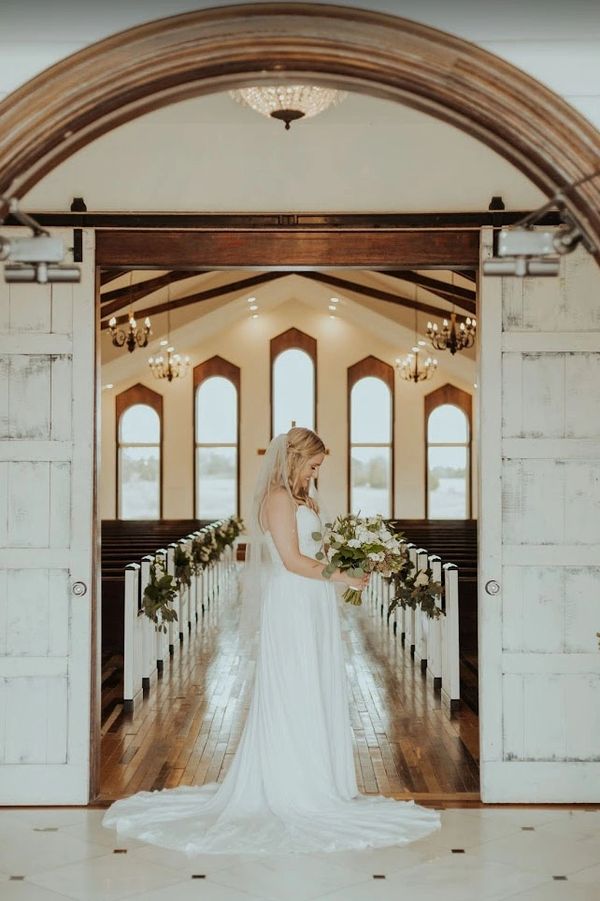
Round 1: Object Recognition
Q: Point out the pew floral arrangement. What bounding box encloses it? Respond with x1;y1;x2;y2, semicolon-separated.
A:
385;556;445;624
142;558;178;634
190;532;213;575
313;512;406;605
174;544;193;590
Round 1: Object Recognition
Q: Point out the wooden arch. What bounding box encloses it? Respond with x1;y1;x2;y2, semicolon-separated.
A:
0;3;598;253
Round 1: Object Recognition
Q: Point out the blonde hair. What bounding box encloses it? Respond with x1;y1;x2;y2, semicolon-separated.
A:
285;427;325;511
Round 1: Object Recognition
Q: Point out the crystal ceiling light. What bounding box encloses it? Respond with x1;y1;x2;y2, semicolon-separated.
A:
229;85;347;130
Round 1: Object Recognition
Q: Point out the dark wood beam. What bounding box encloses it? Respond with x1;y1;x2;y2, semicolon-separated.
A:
100;272;201;318
12;210;563;230
95;229;480;269
452;269;476;284
379;271;476;314
299;272;462;322
100;269;124;287
100;271;285;329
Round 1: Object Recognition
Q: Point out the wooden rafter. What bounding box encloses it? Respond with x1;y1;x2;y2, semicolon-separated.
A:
100;271;199;318
380;270;476;313
100;271;285;329
299;272;466;322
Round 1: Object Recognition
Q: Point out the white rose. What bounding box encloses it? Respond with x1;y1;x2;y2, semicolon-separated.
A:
330;532;344;543
414;571;429;587
347;538;361;548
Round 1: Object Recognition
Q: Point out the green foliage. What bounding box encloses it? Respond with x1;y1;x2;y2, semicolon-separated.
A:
142;559;178;634
174;545;192;589
386;561;445;622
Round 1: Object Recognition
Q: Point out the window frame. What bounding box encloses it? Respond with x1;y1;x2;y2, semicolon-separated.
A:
347;355;395;518
424;383;473;520
115;382;163;520
270;327;317;440
193;355;241;519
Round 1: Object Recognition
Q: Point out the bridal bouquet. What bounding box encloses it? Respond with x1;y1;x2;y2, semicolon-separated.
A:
312;513;405;605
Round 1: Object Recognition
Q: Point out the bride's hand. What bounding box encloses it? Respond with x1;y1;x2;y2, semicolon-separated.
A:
345;573;369;591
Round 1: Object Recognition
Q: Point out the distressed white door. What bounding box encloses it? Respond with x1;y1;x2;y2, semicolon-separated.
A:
0;227;95;803
479;228;600;802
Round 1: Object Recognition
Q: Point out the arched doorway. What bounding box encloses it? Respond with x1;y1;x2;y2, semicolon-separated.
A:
1;3;599;805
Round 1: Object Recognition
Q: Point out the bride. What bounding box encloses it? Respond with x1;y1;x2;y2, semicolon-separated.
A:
102;427;442;855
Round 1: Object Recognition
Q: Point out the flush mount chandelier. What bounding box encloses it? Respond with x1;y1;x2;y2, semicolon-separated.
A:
229;85;347;129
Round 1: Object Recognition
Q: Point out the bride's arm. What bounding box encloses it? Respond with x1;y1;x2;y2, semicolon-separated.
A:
266;489;349;584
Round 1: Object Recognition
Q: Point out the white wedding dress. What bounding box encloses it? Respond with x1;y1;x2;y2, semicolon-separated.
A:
102;504;442;855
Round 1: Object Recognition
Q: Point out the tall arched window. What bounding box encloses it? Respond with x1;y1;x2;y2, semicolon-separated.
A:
348;356;394;517
270;327;316;438
116;384;162;519
425;384;472;519
194;356;240;519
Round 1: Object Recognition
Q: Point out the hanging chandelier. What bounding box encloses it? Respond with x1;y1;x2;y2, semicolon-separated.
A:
229;85;347;130
147;282;190;382
395;346;438;383
107;272;151;352
427;311;476;355
395;301;437;383
148;345;190;382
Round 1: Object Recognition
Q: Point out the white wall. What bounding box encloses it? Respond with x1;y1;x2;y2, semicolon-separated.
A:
100;297;477;522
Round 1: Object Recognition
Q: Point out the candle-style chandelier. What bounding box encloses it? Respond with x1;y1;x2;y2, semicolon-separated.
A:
427;310;477;355
426;273;476;355
107;272;152;352
395;299;438;383
148;283;190;382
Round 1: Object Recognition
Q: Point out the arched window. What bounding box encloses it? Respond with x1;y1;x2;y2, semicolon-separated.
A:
116;384;162;519
348;356;394;517
194;356;240;519
270;327;316;438
425;384;472;519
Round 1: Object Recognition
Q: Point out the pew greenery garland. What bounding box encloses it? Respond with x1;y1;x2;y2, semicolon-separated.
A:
142;558;178;634
174;545;192;590
385;552;445;624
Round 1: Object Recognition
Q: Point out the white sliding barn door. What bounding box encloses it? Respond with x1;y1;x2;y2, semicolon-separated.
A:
0;228;96;803
479;228;600;802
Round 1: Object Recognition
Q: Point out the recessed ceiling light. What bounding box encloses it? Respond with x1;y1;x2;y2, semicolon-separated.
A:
330;297;339;304
473;382;478;389
247;296;256;303
252;313;259;319
249;304;258;311
159;339;169;347
329;314;336;319
328;304;337;311
102;383;113;390
418;340;427;346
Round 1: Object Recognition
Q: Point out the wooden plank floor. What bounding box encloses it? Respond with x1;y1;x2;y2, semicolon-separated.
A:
98;573;480;803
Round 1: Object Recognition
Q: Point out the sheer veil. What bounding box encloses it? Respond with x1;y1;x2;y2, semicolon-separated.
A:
238;430;329;652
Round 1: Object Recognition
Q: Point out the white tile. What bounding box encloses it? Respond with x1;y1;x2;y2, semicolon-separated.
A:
0;828;109;878
208;855;370;901
60;820;148;851
132;879;271;901
569;858;600;886
469;829;600;878
314;854;545;901
127;842;259;875
495;880;600;901
27;854;188;901
0;881;79;901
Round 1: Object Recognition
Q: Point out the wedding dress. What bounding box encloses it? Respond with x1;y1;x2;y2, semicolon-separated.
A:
102;501;442;856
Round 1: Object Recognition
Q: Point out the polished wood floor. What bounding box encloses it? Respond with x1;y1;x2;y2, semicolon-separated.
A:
98;571;480;804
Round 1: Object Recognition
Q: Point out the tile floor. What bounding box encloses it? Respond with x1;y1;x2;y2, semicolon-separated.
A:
0;806;599;900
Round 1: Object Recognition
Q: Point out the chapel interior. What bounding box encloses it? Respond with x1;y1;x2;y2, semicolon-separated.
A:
23;86;547;804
